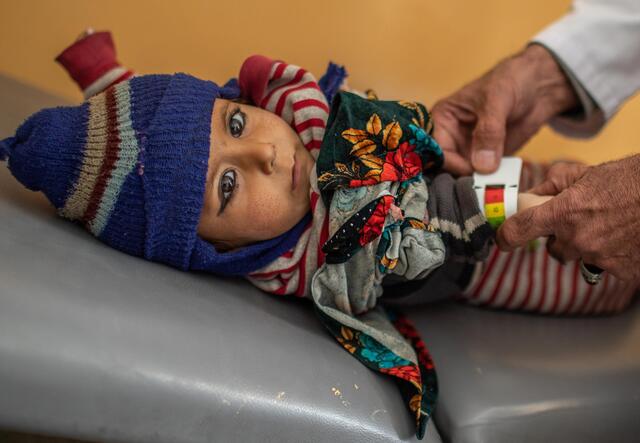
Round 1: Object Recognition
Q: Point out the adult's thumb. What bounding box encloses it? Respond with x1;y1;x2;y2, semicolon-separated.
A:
471;115;506;174
496;203;555;251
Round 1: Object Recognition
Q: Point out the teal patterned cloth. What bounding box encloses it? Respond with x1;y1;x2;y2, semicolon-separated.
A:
312;92;445;438
311;91;493;438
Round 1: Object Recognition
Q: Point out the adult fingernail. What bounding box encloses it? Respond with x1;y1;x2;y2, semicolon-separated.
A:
474;150;496;171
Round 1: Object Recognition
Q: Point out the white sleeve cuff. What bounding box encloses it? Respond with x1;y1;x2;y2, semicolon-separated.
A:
532;42;605;138
532;0;640;137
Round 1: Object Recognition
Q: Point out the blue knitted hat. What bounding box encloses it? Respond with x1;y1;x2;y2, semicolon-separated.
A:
0;74;308;275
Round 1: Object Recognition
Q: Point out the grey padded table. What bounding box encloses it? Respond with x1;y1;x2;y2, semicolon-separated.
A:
1;73;639;443
0;74;437;442
404;299;640;442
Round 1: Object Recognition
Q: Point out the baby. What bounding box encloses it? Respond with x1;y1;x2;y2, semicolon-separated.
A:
1;30;636;439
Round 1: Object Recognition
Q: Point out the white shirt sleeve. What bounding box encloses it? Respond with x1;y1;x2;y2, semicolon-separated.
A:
532;0;640;137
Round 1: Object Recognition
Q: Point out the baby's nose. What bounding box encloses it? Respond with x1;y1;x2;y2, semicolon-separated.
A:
246;142;276;174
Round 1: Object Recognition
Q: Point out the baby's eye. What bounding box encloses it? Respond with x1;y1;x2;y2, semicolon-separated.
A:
229;109;245;138
219;169;236;212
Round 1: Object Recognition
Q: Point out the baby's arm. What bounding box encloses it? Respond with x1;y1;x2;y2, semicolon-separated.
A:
56;29;133;99
474;157;555;228
518;192;552;211
425;158;554;263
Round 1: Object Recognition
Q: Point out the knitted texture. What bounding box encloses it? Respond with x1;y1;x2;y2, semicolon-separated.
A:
0;73;268;272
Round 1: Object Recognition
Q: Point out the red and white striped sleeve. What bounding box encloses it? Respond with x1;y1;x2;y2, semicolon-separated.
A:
462;158;637;316
55;31;134;99
239;55;329;159
461;240;637;315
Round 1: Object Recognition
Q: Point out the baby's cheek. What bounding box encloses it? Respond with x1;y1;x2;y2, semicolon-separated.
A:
244;192;293;239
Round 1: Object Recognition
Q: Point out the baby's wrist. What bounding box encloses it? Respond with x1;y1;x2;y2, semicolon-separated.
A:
517;192;552;212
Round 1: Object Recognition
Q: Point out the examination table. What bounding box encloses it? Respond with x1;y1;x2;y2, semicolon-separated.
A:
1;73;638;443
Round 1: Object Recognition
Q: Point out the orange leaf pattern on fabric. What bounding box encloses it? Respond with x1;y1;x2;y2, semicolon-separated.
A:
364;169;381;179
335;162;349;173
366;113;382;135
359;154;384;169
341;326;354;340
350;139;376;157
399;100;426;130
382;121;402;149
337;326;357;354
380;255;398;270
317;172;334;183
341;128;368;143
408;219;426;230
313;91;444;440
409;394;422;418
318;91;442;196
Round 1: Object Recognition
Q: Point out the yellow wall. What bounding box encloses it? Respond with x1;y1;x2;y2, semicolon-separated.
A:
1;0;638;164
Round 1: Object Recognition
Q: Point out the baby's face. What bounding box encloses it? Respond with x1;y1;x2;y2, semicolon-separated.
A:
198;99;315;250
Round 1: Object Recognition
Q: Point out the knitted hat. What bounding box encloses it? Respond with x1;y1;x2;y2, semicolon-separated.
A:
0;74;307;275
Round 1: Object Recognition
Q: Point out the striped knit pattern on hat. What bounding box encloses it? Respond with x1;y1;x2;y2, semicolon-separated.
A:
1;73;242;270
59;80;140;237
1;69;305;275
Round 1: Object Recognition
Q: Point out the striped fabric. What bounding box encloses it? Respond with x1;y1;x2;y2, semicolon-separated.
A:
462;239;636;315
60;48;634;314
243;57;330;296
461;160;636;315
59;81;140;236
83;66;134;99
244;57;636;314
259;61;329;152
248;190;329;297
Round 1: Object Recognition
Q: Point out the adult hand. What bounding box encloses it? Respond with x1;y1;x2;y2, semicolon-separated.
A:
525;160;588;195
496;155;640;282
432;44;578;175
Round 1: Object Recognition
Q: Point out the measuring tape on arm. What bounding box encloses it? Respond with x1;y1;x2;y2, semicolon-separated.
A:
473;157;522;229
472;157;604;285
